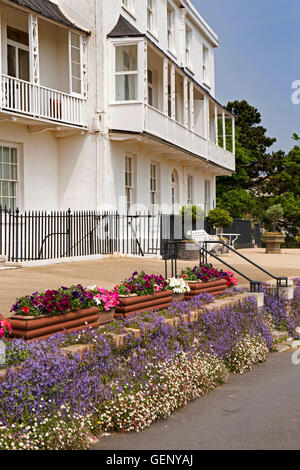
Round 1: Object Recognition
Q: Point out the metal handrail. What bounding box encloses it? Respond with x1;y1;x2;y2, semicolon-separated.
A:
163;239;289;297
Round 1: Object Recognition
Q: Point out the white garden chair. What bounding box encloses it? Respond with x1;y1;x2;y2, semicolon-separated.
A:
186;229;240;256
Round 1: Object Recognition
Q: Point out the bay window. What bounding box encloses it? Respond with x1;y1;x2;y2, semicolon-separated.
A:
115;44;138;101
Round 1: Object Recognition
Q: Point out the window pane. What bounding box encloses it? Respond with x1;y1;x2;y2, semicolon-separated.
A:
7;27;29;46
116;74;137;101
71;32;80;48
116;45;137;72
3;164;10;179
72;78;81;94
2;181;8;197
126;156;132;172
3;148;9;164
11;165;18;180
11;148;17;164
7;45;16;78
71;47;81;63
71;62;81;79
10;182;16;197
18;49;29;82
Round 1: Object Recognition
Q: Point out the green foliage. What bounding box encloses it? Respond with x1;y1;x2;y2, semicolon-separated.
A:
264;205;284;232
207;208;233;229
180;205;205;222
217;188;255;219
216;99;300;237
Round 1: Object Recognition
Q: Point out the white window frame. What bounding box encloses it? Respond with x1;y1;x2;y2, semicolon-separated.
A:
204;180;211;215
185;24;193;70
187;175;193;205
6;27;30;81
147;68;153;107
122;0;136;18
69;31;83;97
114;42;139;103
147;0;156;34
150;162;158;207
125;153;136;212
202;44;210;86
167;3;175;54
0;144;20;211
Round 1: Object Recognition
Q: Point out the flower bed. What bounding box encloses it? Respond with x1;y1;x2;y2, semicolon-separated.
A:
8;285;119;341
115;271;173;318
180;265;238;298
0;280;298;449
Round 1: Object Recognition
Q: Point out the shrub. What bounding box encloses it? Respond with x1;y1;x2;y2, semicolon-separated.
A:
0;405;92;450
98;352;229;433
224;334;269;374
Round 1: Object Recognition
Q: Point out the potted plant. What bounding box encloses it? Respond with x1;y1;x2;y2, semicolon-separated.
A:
168;277;191;302
114;271;173;319
207;207;233;235
180;265;238;298
8;285;118;341
176;206;206;261
262;205;286;254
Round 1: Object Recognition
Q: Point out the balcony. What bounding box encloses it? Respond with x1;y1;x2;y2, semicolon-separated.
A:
0;74;85;127
0;3;88;129
108;38;235;174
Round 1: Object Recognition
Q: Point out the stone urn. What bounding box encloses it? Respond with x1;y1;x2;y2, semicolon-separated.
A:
262;233;285;254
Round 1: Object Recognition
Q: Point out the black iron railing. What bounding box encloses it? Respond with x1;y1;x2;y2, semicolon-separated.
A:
0;207;162;262
163;240;288;297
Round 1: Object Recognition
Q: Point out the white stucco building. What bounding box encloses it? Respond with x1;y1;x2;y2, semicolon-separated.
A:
0;0;235;215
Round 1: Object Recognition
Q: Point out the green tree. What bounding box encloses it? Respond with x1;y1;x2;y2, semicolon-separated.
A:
207;208;233;232
264;204;284;232
217;188;256;219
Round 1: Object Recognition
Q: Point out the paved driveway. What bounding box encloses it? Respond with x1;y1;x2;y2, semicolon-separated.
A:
1;249;300;317
92;352;300;451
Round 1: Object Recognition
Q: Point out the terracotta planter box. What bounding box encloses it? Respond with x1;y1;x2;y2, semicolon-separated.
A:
184;279;228;299
8;307;115;342
115;290;173;319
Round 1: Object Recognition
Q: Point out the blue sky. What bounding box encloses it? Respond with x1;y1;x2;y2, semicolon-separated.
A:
191;0;300;153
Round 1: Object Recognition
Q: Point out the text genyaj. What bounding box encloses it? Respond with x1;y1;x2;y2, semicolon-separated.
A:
106;454;194;467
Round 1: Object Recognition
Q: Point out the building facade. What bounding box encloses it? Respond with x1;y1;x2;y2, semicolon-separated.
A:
0;0;235;215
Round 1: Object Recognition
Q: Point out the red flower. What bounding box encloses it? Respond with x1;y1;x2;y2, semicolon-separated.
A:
22;306;30;314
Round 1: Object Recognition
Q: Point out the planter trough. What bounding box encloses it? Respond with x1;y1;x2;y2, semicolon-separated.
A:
8;307;115;342
184;279;228;299
115;290;174;319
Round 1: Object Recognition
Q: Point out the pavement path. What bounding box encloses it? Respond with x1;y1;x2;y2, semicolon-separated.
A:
92;351;300;451
0;249;300;317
